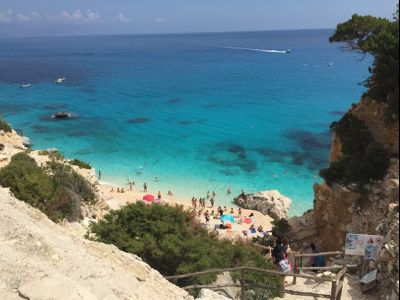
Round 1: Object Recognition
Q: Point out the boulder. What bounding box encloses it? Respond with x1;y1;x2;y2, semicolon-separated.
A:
234;190;291;220
196;289;231;300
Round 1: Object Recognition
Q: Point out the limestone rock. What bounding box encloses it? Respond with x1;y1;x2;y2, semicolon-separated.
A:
234;190;291;220
196;289;231;300
0;189;192;300
212;272;241;299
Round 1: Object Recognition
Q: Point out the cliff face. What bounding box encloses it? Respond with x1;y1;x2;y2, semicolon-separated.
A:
0;188;192;300
312;98;399;298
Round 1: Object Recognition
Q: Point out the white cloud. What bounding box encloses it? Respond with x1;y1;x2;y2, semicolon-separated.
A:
115;13;131;23
0;10;13;23
154;17;167;23
0;9;102;24
16;13;32;22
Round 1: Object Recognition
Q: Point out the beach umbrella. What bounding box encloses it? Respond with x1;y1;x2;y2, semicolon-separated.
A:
221;215;235;224
243;217;252;224
142;194;155;203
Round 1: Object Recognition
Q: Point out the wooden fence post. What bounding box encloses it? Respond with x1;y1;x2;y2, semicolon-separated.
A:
293;257;298;285
330;280;337;300
240;268;246;300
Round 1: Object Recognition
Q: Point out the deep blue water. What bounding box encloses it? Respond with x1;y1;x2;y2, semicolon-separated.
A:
0;30;371;214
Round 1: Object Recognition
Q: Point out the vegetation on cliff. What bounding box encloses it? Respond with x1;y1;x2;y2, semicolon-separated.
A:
320;114;390;186
0;117;12;133
70;159;92;170
329;7;399;120
320;7;398;187
0;152;95;222
88;202;280;296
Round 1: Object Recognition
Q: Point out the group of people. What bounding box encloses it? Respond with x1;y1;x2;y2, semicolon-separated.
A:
109;187;125;193
268;238;325;287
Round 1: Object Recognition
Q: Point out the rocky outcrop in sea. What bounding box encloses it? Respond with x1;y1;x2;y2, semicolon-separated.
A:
234;190;292;220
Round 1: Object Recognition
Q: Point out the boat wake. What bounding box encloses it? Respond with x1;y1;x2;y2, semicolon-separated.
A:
224;46;291;54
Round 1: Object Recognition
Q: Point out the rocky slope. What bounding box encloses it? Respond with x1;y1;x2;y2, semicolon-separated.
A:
310;98;400;299
0;188;192;300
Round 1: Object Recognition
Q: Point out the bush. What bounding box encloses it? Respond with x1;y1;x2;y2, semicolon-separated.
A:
0;152;95;222
88;203;281;296
70;159;92;169
0;118;12;133
271;218;292;238
320;113;390;186
38;150;65;160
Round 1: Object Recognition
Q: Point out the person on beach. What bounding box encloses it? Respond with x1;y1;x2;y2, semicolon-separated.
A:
191;197;195;208
121;188;125;193
238;207;242;218
207;191;210;199
168;190;173;196
110;188;114;193
227;187;231;195
210;210;215;217
194;198;198;210
230;208;234;214
158;191;162;200
127;178;133;191
212;191;216;198
223;206;227;212
210;198;215;208
203;198;207;209
218;206;223;217
204;210;210;225
98;170;102;181
143;182;147;192
117;188;120;193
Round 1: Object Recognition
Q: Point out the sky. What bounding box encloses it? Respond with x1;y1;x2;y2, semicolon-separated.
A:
0;0;398;37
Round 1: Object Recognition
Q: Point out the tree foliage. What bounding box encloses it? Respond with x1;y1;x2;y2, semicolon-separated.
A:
330;10;399;119
88;202;281;295
320;114;390;186
0;117;12;133
0;152;95;221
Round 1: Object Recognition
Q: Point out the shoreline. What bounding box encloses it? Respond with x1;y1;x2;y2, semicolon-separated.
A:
98;182;275;240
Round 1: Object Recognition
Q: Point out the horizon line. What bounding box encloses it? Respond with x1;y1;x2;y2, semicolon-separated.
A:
0;27;335;40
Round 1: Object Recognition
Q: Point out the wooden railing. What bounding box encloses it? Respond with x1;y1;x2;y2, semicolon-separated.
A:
166;265;347;300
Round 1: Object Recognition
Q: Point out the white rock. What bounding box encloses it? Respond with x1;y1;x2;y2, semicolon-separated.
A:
196;289;231;300
234;190;292;219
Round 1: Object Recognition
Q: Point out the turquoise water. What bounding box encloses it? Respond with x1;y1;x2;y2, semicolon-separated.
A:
0;30;371;214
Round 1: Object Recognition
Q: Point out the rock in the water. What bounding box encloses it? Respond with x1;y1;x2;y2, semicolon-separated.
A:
234;190;292;220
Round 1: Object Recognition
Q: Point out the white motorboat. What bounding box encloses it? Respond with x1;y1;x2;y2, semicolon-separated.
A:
54;78;66;84
20;84;32;88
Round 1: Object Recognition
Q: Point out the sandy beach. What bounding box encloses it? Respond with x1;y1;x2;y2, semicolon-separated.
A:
99;183;274;240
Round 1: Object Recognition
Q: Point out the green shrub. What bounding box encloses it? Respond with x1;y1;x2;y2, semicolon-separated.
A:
0;152;95;222
38;150;65;160
88;203;280;296
320;113;390;186
271;218;292;238
70;159;92;169
0;118;12;133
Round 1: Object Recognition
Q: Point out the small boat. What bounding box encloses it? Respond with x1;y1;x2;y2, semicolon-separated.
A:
52;112;72;119
54;78;66;84
20;84;32;88
285;49;292;54
328;62;334;66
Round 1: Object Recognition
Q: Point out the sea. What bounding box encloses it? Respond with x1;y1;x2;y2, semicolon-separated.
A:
0;29;371;215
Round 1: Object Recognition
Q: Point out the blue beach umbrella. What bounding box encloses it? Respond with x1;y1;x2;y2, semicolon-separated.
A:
221;214;235;224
